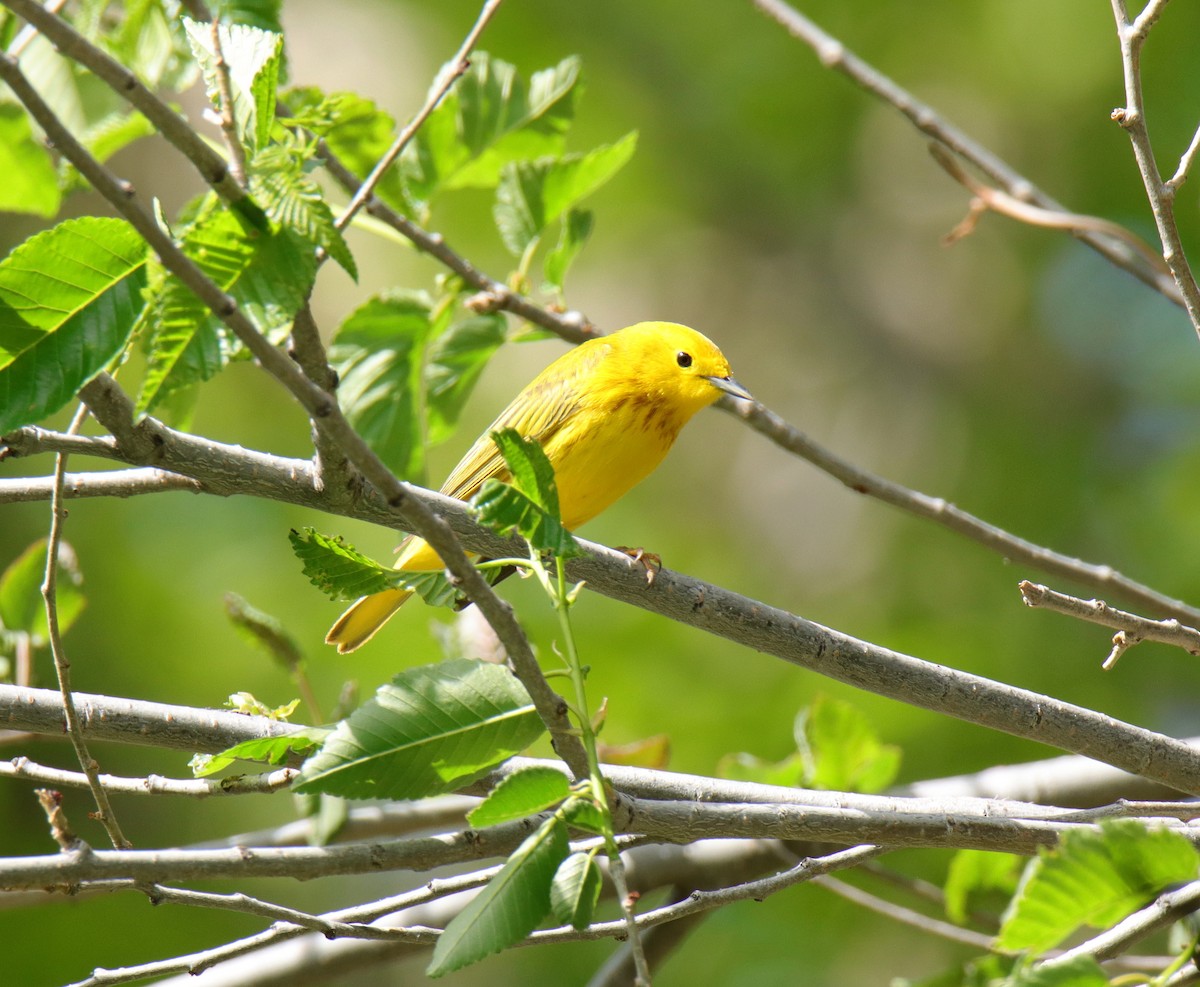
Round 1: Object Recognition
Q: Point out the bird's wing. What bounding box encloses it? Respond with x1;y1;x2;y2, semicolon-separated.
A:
438;344;605;502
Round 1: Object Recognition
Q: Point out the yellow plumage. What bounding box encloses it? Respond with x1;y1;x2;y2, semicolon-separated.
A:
326;321;749;652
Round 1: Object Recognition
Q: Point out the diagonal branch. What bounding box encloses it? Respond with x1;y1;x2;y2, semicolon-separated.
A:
750;0;1185;307
334;0;504;234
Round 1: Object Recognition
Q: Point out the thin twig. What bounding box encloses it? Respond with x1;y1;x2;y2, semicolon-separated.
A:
0;467;202;502
931;143;1168;274
750;0;1184;307
206;18;247;186
1037;877;1200;969
42;404;130;850
2;757;297;797
1019;581;1200;668
814;875;996;950
36;788;79;851
1166;119;1200;191
334;0;504;234
1109;0;1200;336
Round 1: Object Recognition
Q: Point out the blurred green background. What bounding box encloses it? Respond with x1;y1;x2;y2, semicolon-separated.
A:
5;0;1200;983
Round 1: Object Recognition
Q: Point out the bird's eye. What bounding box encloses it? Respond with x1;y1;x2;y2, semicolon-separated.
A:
676;351;693;368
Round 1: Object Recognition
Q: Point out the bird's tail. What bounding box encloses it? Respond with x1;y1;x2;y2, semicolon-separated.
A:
325;587;414;654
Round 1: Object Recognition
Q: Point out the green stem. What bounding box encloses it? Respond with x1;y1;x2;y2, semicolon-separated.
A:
551;556;651;986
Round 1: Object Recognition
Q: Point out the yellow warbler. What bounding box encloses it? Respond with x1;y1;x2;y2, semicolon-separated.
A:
326;321;749;652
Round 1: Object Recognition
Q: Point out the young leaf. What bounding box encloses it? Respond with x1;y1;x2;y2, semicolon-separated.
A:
943;849;1022;925
493;132;637;256
0;217;147;433
796;696;901;793
328;292;436;479
403;54;581;209
424;313;507;446
0;104;61;217
190;729;326;777
543;208;593;293
472;429;580;558
183;18;283;150
427;815;569;977
296;658;545;800
211;0;286;35
282;87;411;215
467;765;571;828
288;528;468;608
561;796;607;835
0;539;85;643
137;206;314;414
249;144;357;279
550;851;603;930
997;819;1200;953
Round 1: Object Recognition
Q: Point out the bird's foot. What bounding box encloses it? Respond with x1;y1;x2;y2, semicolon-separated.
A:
615;546;662;585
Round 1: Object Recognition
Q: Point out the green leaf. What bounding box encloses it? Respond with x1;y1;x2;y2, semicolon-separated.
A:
107;0;198;93
467;765;571;827
424;313;507;445
183;18;283;151
550;851;602;930
190;729;326;777
796;696;901;793
288;527;471;608
427;815;569;977
543;208;593;293
212;0;286;35
403;54;581;209
329;292;436;479
472;429;580;558
493;132;637;256
0;539;85;644
0;217;146;432
249;144;357;279
136;204;314;414
283;87;411;215
0;104;61;217
296;658;546;800
998;819;1200;953
944;849;1022;924
561;796;607;835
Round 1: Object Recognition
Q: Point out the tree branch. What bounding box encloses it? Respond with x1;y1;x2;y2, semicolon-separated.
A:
0;757;297;797
1019;580;1200;668
41;404;130;849
1109;0;1200;335
750;0;1185;307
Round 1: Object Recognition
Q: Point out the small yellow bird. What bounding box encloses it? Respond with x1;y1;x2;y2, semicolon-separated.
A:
326;321;750;652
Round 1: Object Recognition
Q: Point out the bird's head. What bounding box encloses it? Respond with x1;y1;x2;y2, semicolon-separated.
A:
611;321;751;416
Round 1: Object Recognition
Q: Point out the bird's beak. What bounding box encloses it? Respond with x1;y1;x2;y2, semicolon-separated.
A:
705;375;753;402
